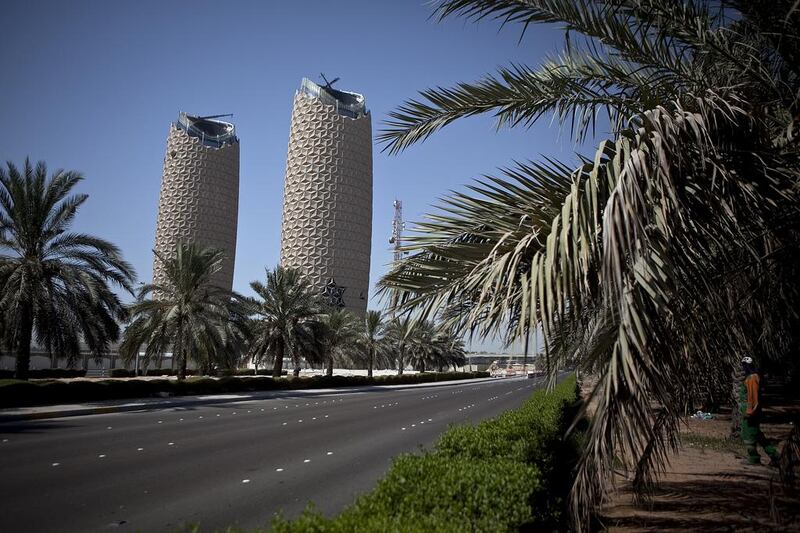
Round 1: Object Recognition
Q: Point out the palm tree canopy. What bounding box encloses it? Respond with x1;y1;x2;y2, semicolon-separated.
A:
120;243;245;375
319;308;361;366
0;159;135;372
364;310;387;344
360;310;393;371
378;1;800;528
247;266;322;371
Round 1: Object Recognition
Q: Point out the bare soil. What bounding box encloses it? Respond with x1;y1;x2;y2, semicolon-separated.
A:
596;385;800;532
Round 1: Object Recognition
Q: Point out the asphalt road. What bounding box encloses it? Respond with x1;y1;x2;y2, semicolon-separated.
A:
0;376;546;532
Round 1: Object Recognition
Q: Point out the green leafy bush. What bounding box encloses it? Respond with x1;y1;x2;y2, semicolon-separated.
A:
0;369;87;379
144;368;199;377
109;368;135;378
269;376;579;533
0;371;490;407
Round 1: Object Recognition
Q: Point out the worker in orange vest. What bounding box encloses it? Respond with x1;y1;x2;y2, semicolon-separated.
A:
739;356;778;465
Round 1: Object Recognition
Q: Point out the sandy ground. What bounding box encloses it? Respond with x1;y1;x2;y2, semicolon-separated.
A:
587;380;800;532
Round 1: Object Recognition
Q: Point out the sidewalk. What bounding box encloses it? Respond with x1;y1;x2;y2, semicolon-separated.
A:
0;376;503;423
599;387;800;531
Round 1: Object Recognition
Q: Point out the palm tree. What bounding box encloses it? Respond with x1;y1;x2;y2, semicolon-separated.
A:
319;308;361;377
248;266;322;378
404;321;467;373
362;310;388;378
120;243;243;380
432;329;467;372
406;320;436;373
0;159;135;380
385;316;418;376
378;1;800;528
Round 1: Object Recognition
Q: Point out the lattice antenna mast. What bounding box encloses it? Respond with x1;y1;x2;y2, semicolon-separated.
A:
389;199;405;263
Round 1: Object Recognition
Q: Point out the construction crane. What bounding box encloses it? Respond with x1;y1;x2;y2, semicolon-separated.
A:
389;199;405;263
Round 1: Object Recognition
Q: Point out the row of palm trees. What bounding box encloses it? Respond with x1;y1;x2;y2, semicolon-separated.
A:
0;161;465;380
120;243;466;380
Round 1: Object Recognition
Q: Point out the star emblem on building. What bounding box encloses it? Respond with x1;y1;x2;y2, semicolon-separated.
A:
322;278;346;308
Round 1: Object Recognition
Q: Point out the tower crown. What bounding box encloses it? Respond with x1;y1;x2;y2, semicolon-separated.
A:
176;112;238;148
299;78;368;119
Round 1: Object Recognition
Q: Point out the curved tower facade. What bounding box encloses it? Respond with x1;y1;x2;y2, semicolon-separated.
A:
280;78;373;313
153;112;240;290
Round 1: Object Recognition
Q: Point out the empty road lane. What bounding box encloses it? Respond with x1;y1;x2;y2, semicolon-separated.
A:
0;376;546;532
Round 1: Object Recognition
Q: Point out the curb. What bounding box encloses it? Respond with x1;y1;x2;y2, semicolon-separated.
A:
0;377;503;423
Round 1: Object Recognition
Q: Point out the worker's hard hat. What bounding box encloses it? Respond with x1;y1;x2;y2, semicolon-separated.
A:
741;356;754;365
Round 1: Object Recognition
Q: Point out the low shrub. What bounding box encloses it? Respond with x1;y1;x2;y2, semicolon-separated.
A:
0;369;87;379
109;368;135;378
270;376;579;533
142;368;199;377
144;369;172;377
0;371;491;408
0;379;42;406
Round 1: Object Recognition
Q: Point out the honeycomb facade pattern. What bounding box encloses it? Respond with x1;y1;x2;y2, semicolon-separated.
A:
153;119;240;291
280;85;373;313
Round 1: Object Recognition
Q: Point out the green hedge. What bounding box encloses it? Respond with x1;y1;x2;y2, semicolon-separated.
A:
267;375;580;533
0;369;87;379
0;372;490;408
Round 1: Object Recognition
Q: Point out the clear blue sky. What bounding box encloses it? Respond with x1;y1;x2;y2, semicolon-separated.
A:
1;1;587;351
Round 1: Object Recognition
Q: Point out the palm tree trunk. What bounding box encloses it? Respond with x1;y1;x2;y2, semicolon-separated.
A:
368;346;374;378
13;307;33;380
730;367;744;438
397;346;405;376
326;354;334;377
272;342;285;378
176;319;186;381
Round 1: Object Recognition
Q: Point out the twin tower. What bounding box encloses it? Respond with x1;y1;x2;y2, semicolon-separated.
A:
152;78;373;313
